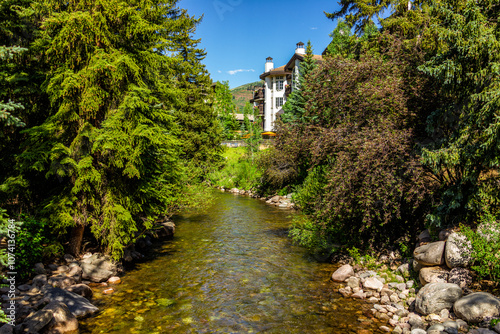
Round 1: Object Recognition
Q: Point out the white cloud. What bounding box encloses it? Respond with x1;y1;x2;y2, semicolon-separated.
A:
310;27;318;30
218;70;222;73
227;69;255;75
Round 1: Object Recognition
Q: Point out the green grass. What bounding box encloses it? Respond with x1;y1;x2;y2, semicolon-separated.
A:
207;147;262;191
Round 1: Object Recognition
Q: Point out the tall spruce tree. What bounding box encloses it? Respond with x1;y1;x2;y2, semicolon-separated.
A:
281;41;317;124
3;0;207;258
419;0;500;226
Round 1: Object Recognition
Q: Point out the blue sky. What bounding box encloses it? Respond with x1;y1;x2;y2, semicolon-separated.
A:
180;0;341;89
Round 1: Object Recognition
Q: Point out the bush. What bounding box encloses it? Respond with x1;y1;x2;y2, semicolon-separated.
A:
1;211;62;279
461;216;500;282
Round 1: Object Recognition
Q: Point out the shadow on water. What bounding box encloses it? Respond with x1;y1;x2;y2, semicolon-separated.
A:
80;191;384;334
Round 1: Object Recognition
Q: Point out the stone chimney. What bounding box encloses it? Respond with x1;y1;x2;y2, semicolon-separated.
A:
295;42;305;55
265;56;274;72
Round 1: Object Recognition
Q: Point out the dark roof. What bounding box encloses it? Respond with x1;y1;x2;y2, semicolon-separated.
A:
285;53;323;71
259;65;290;80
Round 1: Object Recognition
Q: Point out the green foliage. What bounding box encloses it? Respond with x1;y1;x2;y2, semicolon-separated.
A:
461;218;500;282
207;147;262;190
292;166;326;214
288;215;338;259
419;0;500;228
242;103;262;160
281;41;317;124
215;81;240;140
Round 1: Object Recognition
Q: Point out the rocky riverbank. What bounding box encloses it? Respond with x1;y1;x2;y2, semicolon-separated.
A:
0;221;175;334
219;186;295;209
330;229;500;334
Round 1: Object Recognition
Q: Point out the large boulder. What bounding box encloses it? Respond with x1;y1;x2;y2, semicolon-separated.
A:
21;309;53;333
43;301;79;334
445;232;472;269
331;264;354;282
415;282;463;315
454;292;500;323
414;241;446;266
419;266;449;286
44;287;99;318
80;253;118;282
48;274;76;289
155;221;175;239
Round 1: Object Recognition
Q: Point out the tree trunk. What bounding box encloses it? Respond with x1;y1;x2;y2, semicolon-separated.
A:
68;224;85;256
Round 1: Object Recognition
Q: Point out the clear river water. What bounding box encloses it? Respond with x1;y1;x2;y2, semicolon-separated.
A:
80;191;382;333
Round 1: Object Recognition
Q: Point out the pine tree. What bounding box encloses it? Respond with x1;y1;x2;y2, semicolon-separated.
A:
419;0;500;226
4;0;207;258
281;41;317;124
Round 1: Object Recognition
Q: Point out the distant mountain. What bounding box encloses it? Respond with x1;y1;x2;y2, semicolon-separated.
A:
231;81;264;112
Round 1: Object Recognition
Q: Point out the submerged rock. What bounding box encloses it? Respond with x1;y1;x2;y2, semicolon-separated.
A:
44;287;99;318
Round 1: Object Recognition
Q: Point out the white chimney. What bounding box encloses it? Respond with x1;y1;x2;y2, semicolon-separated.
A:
296;42;305;55
265;56;274;72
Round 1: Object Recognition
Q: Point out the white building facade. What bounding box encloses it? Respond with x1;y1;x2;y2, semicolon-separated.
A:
256;42;321;132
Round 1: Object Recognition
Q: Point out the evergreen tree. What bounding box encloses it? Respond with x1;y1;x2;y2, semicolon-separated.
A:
419;0;500;227
281;41;317;124
3;0;206;258
214;81;239;139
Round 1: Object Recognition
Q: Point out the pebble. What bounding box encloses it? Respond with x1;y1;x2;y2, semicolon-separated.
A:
379;325;391;332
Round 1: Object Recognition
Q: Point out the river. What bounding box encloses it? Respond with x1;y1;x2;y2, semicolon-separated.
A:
80;191;381;333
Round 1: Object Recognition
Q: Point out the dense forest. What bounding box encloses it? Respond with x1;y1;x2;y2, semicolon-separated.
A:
259;0;500;268
0;0;222;271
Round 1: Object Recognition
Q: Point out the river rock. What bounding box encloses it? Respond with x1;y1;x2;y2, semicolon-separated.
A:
156;221;175;239
108;276;121;284
44;287;99;318
43;301;79;334
32;274;48;288
34;262;47;275
48;274;76;289
418;229;432;243
445;232;472;268
363;277;384;292
80;253;118;282
65;284;93;299
331;264;354;282
419;266;449;286
0;324;13;334
415;282;462;315
346;276;360;289
21;308;53;332
448;267;472;290
454;292;500;323
414;241;445;266
469;329;497;334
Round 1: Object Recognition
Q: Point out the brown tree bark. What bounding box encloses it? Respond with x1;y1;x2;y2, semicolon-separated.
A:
67;224;85;256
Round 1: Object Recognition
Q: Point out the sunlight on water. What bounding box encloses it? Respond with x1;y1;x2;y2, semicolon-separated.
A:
80;192;382;333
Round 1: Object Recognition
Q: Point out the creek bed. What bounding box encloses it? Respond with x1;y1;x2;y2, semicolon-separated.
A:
80;192;382;333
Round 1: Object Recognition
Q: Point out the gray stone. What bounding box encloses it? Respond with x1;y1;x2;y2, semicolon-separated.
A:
406;280;415;289
414;241;445;266
359;270;377;279
44;287;99;318
48;274;76;289
419;266;449;286
448;267;472;290
34;262;46;275
80;253;118;283
415;282;462;315
43;301;79;334
32;274;48;288
439;229;453;241
428;324;445;332
351;290;366;299
17;284;31;292
445;232;472;269
409;313;425;329
363;277;384;292
65;283;93;299
410;329;426;334
469;329;497;334
0;324;13;334
331;264;354;282
418;229;432;243
346;276;361;289
21;309;53;332
398;263;411;277
63;254;75;263
454;292;500;323
494;322;500;334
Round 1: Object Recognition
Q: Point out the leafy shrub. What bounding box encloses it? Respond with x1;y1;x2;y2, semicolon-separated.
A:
461;217;500;282
1;212;62;279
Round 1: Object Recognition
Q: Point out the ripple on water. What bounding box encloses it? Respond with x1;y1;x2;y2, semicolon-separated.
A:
80;192;384;333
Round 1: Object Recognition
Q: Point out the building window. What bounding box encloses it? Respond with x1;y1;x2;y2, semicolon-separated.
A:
276;76;284;91
276;97;284;109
